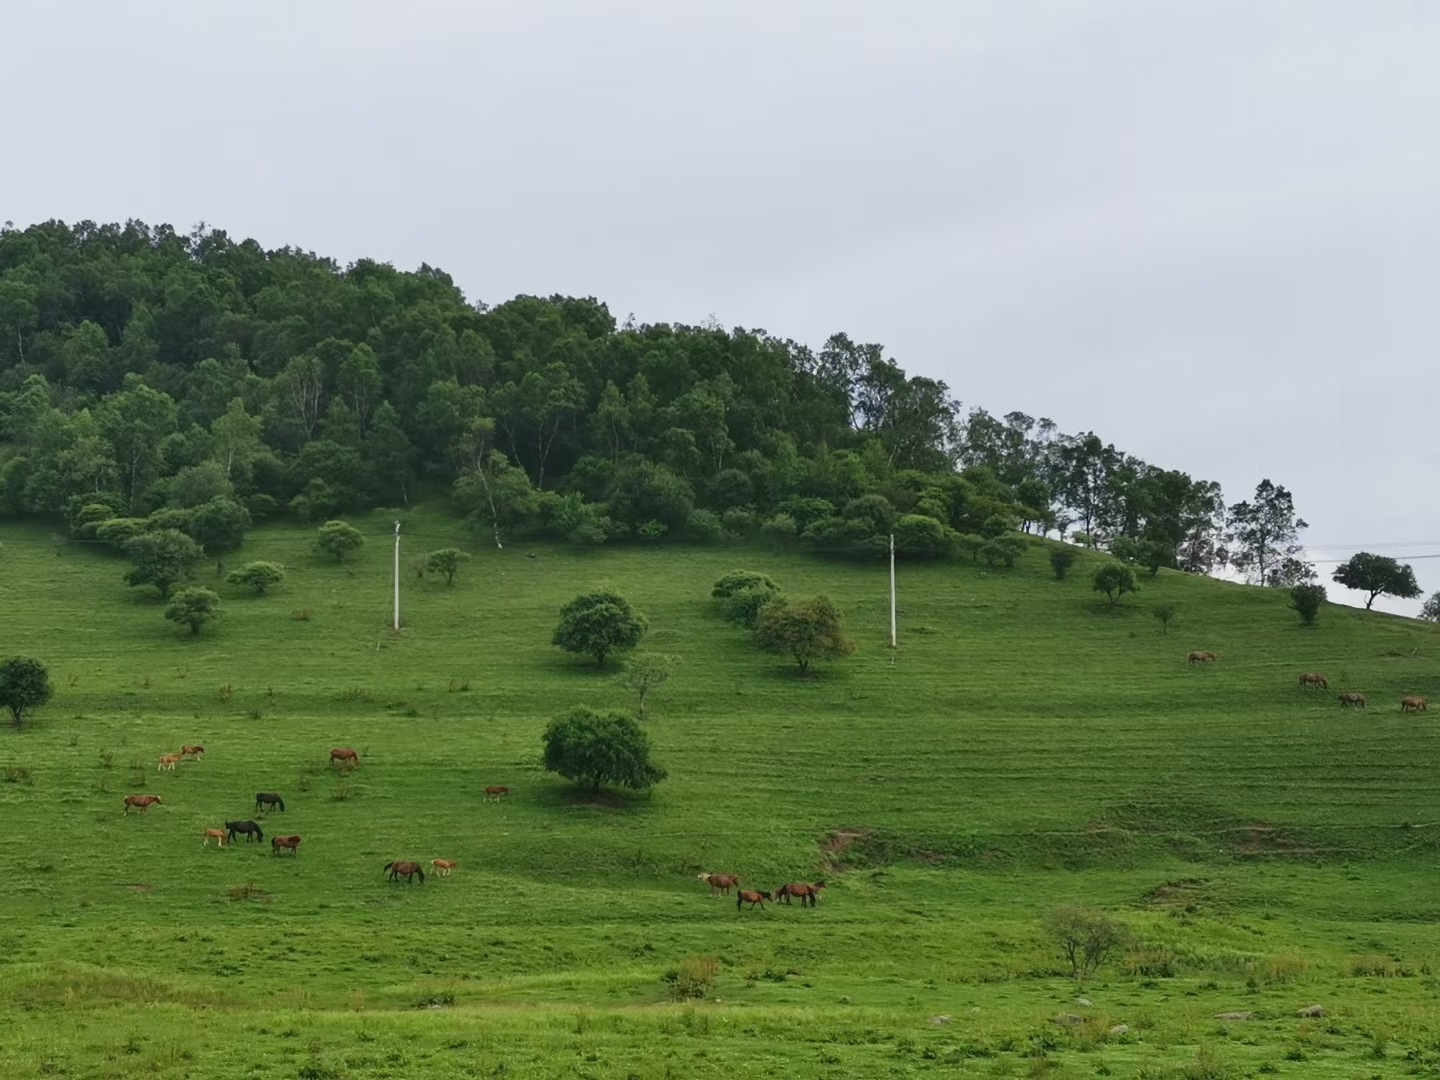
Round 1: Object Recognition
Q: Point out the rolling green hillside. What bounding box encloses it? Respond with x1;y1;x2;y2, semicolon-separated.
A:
2;514;1439;1079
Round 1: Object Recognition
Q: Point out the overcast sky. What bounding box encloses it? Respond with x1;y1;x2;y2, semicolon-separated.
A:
8;1;1438;614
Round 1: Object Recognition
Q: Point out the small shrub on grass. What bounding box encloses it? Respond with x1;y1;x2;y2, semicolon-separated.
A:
1289;583;1326;627
3;765;33;784
1046;905;1128;981
1153;603;1178;634
290;608;314;621
1092;562;1138;606
1049;549;1076;580
664;955;718;1001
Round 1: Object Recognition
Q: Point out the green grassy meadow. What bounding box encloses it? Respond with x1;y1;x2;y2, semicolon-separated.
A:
3;512;1440;1078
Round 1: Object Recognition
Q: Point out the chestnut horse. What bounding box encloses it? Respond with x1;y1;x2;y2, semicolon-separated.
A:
180;745;205;759
1187;651;1217;665
158;754;181;772
1298;672;1328;690
202;828;228;847
431;859;457;877
484;786;509;802
226;820;263;843
775;882;826;907
271;835;301;856
1402;696;1428;713
736;889;772;911
330;747;360;768
123;794;162;815
384;861;425;884
1339;692;1366;708
698;873;740;896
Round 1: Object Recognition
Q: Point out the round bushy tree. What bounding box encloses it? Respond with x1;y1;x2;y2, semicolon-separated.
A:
124;529;202;597
753;595;855;676
425;548;470;586
0;657;52;728
1092;562;1137;606
552;590;647;666
165;587;221;636
226;561;285;595
541;707;667;793
315;520;364;564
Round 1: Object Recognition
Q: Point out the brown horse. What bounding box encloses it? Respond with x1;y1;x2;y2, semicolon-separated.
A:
271;835;302;856
180;745;205;759
484;786;509;802
1402;696;1428;713
123;794;162;815
1298;672;1328;690
698;872;740;896
1339;691;1367;708
736;889;771;911
158;754;181;772
775;882;826;907
202;828;228;847
1187;651;1217;665
431;859;457;877
330;747;360;768
384;860;425;884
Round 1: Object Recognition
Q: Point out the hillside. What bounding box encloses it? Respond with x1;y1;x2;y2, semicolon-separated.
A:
2;514;1439;1078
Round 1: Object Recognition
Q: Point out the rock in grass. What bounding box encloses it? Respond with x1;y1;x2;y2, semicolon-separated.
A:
1076;997;1093;1007
929;1015;952;1026
1296;1004;1326;1018
1052;1013;1085;1026
1109;1024;1129;1036
1214;1011;1252;1021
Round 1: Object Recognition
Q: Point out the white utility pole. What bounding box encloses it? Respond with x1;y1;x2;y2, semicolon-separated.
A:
888;532;897;649
392;520;401;631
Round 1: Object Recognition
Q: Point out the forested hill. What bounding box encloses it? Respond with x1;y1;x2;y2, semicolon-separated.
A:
0;218;1266;574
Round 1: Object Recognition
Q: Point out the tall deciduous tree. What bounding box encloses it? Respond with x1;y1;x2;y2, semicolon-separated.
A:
1331;552;1422;610
1227;480;1311;587
98;375;179;507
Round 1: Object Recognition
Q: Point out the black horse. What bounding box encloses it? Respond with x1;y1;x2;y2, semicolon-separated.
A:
226;820;264;843
384;861;426;884
255;792;285;813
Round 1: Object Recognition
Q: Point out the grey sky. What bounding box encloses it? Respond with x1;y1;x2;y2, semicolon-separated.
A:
9;1;1439;613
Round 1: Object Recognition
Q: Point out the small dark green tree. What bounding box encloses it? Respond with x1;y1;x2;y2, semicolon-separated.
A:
541;707;667;794
723;586;782;629
0;657;52;728
624;652;676;720
1049;548;1077;580
1421;592;1440;623
711;570;780;599
1289;583;1326;627
426;548;471;586
187;495;252;553
1137;539;1174;576
315;520;364;564
226;561;285;595
1046;905;1127;981
165;587;220;636
1331;552;1423;610
1153;603;1178;634
1092;562;1138;606
124;529;202;597
552;591;648;666
753;595;855;676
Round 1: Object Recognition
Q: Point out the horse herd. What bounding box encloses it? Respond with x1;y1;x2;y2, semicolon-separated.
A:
121;745;468;882
1187;652;1429;713
698;873;827;912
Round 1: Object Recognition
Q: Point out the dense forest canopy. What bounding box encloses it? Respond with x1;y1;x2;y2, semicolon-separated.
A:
0;219;1294;579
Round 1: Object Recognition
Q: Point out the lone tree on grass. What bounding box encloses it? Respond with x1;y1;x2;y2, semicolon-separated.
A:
552;590;647;666
124;529;202;597
226;561;285;595
165;587;221;636
1331;552;1422;610
541;707;667;794
315;520;364;564
624;652;676;720
1049;548;1076;581
1289;583;1326;627
1091;562;1137;607
1046;905;1127;982
426;548;470;586
753;595;854;676
1422;592;1440;623
0;657;52;729
1153;603;1178;634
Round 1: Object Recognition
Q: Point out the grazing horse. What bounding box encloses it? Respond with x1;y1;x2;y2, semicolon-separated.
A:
431;859;457;877
202;828;228;847
330;747;360;768
698;873;740;896
1339;692;1367;709
226;820;264;844
1298;672;1328;690
384;861;425;884
736;889;772;911
271;835;302;856
1402;696;1428;713
123;794;162;815
1187;651;1217;665
255;792;285;813
158;754;181;772
180;745;205;759
483;786;509;802
775;882;826;907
